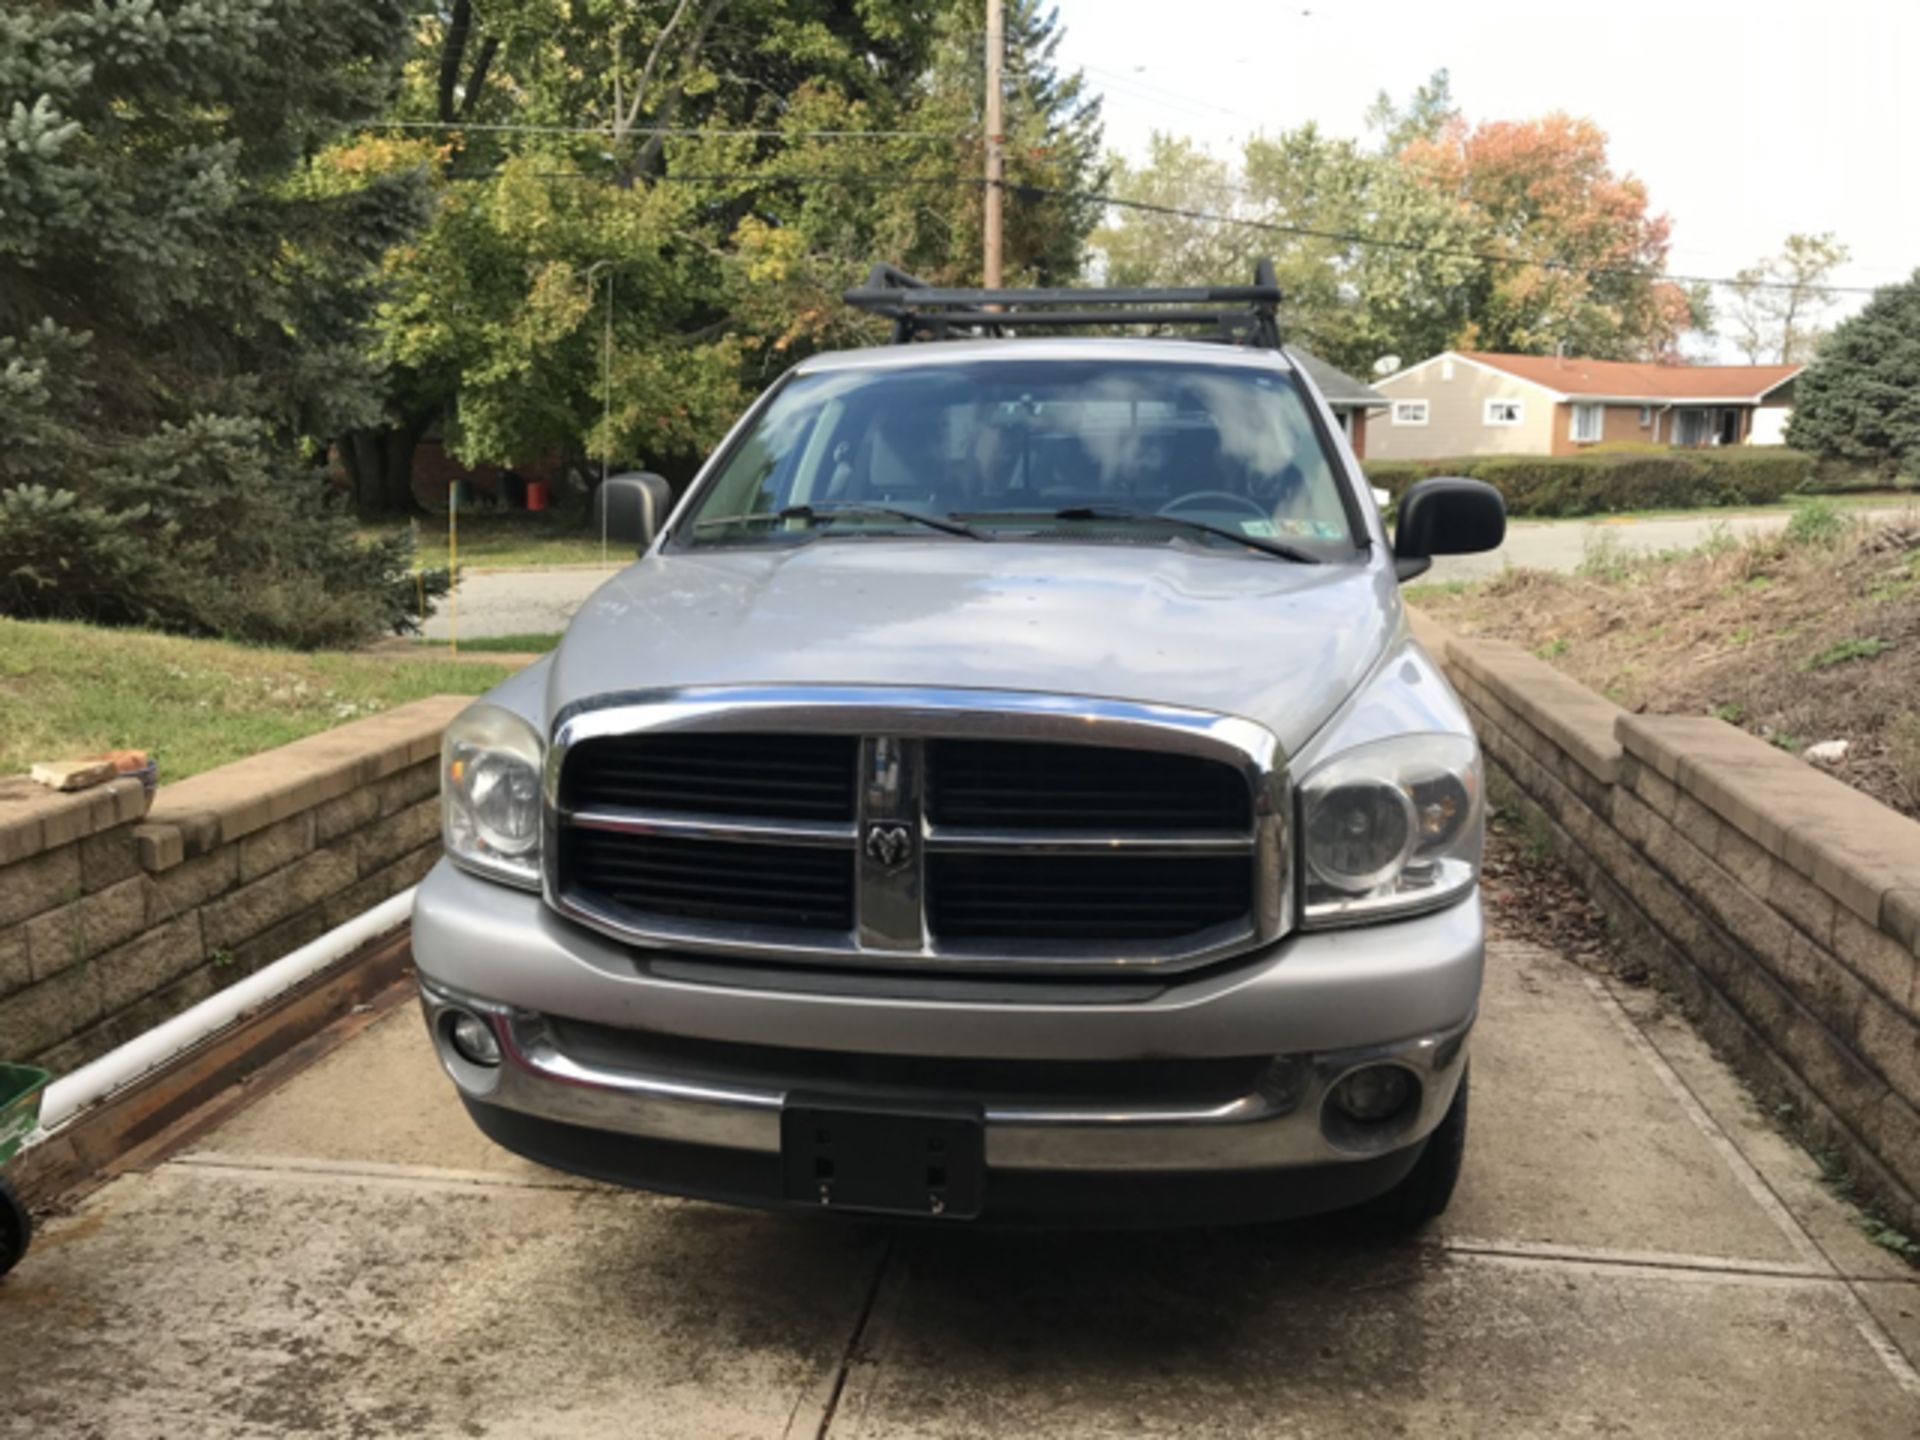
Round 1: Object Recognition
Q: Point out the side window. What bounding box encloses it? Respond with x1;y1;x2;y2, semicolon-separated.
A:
1484;399;1523;427
1391;400;1428;426
1571;403;1604;444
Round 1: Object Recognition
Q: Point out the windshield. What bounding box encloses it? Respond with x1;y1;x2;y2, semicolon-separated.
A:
675;358;1356;556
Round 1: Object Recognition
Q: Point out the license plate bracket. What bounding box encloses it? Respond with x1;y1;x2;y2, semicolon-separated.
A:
781;1095;985;1219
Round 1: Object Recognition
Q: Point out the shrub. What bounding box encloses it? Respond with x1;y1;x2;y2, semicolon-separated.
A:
0;419;448;650
1357;460;1446;503
1801;636;1889;670
1363;449;1817;518
1783;497;1852;548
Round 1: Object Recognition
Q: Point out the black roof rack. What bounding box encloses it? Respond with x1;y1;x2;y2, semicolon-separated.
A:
845;258;1283;350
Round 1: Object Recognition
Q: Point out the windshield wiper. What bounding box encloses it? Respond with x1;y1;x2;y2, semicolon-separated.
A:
691;504;989;540
955;505;1321;563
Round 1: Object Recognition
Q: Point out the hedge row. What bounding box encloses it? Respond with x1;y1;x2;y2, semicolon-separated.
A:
1362;448;1818;517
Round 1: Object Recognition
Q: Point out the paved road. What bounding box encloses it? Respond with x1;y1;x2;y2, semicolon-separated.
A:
4;925;1916;1437
420;505;1918;640
1425;501;1916;585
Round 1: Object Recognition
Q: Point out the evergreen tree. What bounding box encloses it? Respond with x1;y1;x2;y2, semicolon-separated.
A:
0;0;437;645
1787;273;1920;479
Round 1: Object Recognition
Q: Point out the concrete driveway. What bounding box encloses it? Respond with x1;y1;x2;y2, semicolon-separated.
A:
420;505;1917;641
2;927;1916;1437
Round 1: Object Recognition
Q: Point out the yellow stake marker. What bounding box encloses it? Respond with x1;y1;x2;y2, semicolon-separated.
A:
449;483;459;656
412;517;425;624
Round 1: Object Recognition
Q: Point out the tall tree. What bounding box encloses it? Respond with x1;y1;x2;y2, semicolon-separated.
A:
1786;271;1920;478
1095;134;1252;289
0;0;437;644
1726;233;1851;364
344;0;1105;499
1363;67;1458;149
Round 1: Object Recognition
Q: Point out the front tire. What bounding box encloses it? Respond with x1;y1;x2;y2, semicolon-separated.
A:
1366;1068;1468;1227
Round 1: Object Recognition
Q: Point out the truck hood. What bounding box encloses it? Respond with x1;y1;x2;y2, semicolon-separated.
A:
545;539;1398;757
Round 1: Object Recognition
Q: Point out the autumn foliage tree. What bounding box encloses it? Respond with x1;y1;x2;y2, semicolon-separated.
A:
1096;75;1704;372
1399;113;1698;359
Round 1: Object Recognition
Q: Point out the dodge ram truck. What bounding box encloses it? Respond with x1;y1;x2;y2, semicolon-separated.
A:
414;263;1506;1225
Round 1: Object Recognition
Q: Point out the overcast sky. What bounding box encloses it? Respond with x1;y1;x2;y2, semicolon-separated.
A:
1051;0;1919;354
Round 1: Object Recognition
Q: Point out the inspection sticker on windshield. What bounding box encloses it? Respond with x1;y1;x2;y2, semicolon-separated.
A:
1240;520;1279;537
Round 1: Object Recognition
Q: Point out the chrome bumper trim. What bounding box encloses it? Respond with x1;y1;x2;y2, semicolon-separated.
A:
421;977;1472;1173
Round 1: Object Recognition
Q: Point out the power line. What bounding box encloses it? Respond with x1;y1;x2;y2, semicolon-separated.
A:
423;161;1890;299
362;118;953;141
1015;184;1886;297
1078;63;1265;129
448;169;977;186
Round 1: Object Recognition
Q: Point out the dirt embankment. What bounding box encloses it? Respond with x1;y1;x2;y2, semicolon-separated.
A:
1417;506;1920;821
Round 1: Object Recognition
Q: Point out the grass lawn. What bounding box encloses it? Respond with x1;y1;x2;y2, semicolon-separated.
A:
413;632;563;654
365;512;626;571
1415;504;1920;820
0;618;517;783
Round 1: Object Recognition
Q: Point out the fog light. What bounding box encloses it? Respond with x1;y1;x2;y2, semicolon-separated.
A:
447;1011;501;1068
1332;1064;1413;1123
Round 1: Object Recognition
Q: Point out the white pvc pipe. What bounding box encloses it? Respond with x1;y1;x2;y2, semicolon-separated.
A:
29;886;418;1142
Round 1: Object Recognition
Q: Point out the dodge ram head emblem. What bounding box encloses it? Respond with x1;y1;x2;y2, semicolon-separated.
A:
863;822;914;871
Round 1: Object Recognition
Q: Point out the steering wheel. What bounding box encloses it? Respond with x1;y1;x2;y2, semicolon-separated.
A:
1157;491;1272;523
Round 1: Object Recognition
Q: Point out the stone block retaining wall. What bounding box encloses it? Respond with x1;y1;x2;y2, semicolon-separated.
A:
0;697;465;1079
1419;616;1920;1232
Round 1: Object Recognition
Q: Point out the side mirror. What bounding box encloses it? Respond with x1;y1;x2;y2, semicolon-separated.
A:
1392;477;1505;582
594;471;674;553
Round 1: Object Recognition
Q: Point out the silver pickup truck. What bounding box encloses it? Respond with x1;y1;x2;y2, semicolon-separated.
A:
413;266;1505;1226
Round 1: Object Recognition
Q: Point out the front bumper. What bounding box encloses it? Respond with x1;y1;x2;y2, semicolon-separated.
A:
421;973;1471;1174
412;859;1483;1061
413;860;1481;1218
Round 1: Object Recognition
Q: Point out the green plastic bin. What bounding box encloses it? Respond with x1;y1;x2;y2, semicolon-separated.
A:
0;1062;49;1276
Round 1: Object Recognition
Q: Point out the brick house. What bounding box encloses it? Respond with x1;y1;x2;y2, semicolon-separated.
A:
1367;351;1803;461
1288;347;1389;458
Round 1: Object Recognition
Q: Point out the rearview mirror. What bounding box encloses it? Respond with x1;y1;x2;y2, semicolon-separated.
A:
1392;477;1505;582
594;472;675;553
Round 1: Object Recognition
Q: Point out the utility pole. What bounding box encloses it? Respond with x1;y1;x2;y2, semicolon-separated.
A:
983;0;1004;287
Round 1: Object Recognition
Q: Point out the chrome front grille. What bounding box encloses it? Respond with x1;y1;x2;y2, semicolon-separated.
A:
545;687;1290;975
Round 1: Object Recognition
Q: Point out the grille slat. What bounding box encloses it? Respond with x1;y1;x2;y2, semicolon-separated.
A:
928;852;1250;943
563;733;858;821
927;740;1252;831
567;828;854;931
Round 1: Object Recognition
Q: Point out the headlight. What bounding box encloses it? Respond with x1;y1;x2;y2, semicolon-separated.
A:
1298;734;1481;927
442;702;544;890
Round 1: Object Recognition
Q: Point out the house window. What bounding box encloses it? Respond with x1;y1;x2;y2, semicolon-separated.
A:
1484;399;1524;427
1391;400;1428;426
1639;406;1653;428
1571;403;1604;444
